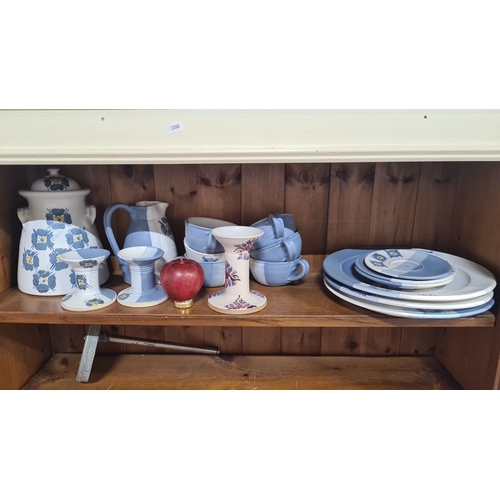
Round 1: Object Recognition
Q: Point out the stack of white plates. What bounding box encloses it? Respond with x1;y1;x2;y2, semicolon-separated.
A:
322;248;496;319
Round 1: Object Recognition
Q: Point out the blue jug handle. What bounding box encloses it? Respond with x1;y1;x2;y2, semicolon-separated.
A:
103;203;133;283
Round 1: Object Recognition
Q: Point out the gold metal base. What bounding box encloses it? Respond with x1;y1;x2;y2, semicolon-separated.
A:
174;299;194;309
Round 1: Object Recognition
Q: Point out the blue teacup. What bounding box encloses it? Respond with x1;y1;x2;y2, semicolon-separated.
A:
252;213;296;232
185;253;225;287
251;214;296;249
250;231;302;262
250;256;310;286
185;217;236;254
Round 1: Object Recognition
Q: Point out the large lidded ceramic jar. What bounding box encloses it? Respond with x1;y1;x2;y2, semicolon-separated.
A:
17;168;110;296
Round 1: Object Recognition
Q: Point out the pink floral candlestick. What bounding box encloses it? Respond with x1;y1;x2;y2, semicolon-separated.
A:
207;226;267;314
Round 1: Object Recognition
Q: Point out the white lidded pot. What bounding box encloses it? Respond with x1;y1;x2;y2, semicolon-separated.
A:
17;168;110;296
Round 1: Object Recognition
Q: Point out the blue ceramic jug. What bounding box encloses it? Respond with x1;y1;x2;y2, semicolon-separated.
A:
103;201;178;283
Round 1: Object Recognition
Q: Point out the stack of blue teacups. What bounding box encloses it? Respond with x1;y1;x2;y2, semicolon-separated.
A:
183;216;235;287
249;213;310;286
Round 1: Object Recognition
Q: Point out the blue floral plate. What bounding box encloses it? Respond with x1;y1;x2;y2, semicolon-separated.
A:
364;248;453;280
354;252;456;290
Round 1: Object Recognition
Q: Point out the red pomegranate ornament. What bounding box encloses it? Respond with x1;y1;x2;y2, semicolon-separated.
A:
160;257;204;308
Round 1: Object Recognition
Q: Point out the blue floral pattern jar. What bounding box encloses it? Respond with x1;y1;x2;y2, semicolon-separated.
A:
17;168;109;295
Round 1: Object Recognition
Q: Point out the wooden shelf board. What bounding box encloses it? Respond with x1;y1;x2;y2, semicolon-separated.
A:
0;274;494;328
22;353;462;390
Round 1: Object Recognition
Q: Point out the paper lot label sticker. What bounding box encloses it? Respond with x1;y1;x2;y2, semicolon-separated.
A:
165;122;184;135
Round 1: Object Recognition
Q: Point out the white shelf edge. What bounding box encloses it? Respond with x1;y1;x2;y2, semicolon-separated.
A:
2;109;500;164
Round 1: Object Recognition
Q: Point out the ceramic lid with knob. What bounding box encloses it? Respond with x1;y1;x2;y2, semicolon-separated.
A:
22;168;86;193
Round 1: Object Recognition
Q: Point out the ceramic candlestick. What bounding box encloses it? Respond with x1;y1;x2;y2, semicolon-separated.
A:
207;226;267;314
60;249;116;311
116;246;168;307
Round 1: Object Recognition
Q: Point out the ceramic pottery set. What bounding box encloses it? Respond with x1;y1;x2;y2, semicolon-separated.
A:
16;171;309;314
17;169;178;311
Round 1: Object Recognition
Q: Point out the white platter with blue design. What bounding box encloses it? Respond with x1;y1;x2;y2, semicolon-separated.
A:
323;249;496;302
354;252;456;290
324;273;494;310
364;248;453;280
323;278;495;319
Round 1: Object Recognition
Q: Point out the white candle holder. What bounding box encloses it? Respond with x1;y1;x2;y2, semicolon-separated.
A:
207;226;267;314
60;249;116;311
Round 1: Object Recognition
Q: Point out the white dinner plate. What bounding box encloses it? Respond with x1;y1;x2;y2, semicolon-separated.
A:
324;273;494;310
364;248;454;280
323;249;496;302
354;252;457;290
324;279;495;319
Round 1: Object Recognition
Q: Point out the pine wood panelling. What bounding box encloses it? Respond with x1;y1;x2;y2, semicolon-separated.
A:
281;328;321;355
321;328;362;355
321;327;402;357
326;163;375;253
0;324;51;389
411;162;459;251
241;163;285;225
285;163;330;254
202;327;242;354
359;328;401;356
49;324;86;353
436;162;500;389
400;327;440;356
369;162;421;246
242;327;281;354
195;164;241;223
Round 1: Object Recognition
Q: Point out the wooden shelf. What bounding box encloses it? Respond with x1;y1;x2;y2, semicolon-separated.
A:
0;274;494;328
22;353;462;390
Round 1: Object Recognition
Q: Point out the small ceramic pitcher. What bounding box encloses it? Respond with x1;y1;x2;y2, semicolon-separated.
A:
103;201;178;284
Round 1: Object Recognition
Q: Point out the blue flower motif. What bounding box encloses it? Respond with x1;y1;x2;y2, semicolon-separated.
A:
49;248;70;271
46;208;72;228
43;176;70;191
85;298;104;307
65;228;89;249
75;274;90;290
22;249;39;271
69;270;77;287
118;292;130;301
32;270;56;293
79;259;98;268
31;228;54;250
386;249;403;258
